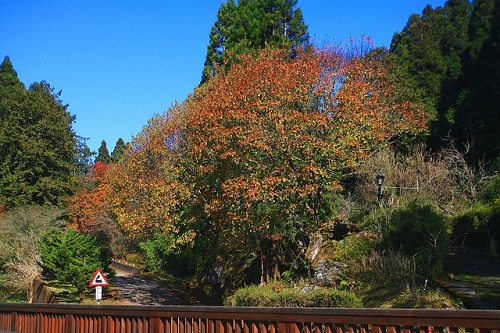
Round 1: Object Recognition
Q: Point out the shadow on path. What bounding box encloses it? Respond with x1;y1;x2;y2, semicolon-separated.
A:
437;254;500;309
113;270;186;306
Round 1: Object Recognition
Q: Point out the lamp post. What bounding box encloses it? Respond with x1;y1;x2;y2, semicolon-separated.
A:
376;170;385;206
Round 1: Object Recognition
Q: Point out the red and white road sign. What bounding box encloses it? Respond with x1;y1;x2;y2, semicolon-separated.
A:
89;268;109;287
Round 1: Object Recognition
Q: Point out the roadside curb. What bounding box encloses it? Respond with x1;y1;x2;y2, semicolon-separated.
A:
111;261;142;275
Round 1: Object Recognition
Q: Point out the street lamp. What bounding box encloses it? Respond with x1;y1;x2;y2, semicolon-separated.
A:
376;170;385;205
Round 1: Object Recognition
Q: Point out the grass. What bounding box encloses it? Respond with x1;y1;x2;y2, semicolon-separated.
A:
45;279;125;305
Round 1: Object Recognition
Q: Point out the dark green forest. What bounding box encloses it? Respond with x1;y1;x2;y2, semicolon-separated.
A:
1;0;499;307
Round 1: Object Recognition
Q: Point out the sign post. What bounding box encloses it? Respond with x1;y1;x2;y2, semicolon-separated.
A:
89;268;109;305
95;286;102;303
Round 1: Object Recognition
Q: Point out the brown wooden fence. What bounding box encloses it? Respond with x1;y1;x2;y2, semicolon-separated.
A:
0;303;499;333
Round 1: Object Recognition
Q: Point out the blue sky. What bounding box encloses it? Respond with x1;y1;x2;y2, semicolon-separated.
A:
0;0;446;153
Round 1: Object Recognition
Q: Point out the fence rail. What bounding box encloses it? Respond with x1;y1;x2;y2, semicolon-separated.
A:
1;303;499;333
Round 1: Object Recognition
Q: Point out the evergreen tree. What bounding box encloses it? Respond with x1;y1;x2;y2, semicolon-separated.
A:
201;0;309;83
389;0;499;163
111;138;127;162
457;0;499;162
390;5;448;139
74;136;94;175
39;228;113;302
0;56;80;207
95;140;111;164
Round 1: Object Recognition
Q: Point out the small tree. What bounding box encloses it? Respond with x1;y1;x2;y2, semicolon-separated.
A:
40;228;113;302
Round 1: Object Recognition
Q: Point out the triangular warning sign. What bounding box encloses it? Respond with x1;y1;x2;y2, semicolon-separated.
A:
89;268;109;287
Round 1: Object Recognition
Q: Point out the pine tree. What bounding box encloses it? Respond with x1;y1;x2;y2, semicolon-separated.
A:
457;0;499;162
111;138;127;162
389;1;485;151
201;0;309;83
95;140;111;164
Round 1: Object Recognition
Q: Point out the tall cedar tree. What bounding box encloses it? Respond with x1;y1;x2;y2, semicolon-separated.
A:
0;56;80;207
201;0;309;83
111;138;127;162
95;140;111;164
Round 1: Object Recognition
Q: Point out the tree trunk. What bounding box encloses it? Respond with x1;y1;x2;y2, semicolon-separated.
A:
260;248;266;285
79;289;85;303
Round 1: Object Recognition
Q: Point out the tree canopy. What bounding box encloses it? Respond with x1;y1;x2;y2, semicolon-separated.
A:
0;56;81;208
72;43;427;286
390;0;499;162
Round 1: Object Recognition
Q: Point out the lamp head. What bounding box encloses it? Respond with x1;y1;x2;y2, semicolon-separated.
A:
376;170;385;186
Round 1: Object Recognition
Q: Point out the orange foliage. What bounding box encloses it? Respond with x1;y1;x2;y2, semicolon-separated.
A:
182;46;426;241
68;42;426;279
68;162;115;232
107;113;193;241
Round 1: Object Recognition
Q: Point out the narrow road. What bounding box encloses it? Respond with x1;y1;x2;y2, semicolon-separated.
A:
438;254;500;309
112;269;186;306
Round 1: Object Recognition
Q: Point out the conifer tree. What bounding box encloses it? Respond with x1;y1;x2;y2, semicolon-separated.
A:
95;140;111;164
389;0;499;162
40;228;113;302
0;56;80;207
201;0;309;83
111;138;127;162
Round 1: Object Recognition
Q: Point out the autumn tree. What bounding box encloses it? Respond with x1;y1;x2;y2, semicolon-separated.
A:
107;112;195;246
72;43;426;287
182;44;426;284
69;111;195;260
68;161;112;232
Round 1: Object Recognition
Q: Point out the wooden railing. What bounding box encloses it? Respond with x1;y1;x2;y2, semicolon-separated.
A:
0;303;499;333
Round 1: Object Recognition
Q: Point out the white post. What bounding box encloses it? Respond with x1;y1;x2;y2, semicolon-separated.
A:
95;286;102;305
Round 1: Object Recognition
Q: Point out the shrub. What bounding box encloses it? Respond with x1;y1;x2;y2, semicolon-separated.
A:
0;206;66;302
40;228;114;302
381;200;449;276
350;248;417;287
329;232;378;262
450;177;500;256
227;283;362;308
303;288;363;308
139;233;176;272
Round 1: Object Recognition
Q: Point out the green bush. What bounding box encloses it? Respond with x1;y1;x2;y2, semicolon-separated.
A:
40;228;114;302
303;288;363;308
381;200;449;276
450;178;500;256
329;232;378;262
227;283;362;308
139;233;176;272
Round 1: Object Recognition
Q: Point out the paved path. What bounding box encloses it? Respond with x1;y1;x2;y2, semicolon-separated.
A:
112;270;186;306
438;254;500;309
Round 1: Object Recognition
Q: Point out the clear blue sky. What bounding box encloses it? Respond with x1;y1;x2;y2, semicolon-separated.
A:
0;0;446;153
